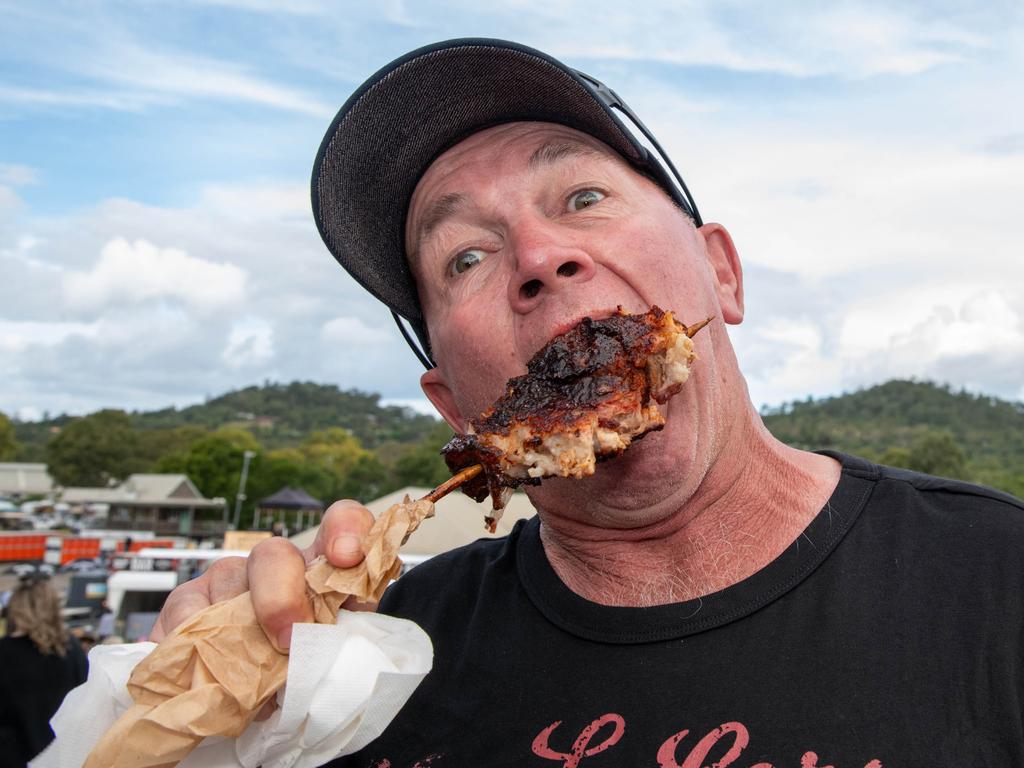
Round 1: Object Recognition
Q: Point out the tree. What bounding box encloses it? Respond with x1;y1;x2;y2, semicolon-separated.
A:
879;431;969;479
138;425;208;469
878;446;912;468
174;427;261;501
45;409;146;486
0;412;18;460
389;420;454;489
240;430;391;524
247;448;336;509
336;453;390;502
905;431;969;479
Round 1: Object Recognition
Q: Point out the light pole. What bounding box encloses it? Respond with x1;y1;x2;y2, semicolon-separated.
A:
233;450;256;530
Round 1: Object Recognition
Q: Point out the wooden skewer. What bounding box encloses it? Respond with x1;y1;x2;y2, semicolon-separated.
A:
685;316;714;338
421;464;484;503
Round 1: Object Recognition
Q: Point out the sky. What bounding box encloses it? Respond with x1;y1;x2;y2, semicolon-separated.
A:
1;0;1022;422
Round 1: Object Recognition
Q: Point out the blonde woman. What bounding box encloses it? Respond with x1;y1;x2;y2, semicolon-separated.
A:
0;568;87;768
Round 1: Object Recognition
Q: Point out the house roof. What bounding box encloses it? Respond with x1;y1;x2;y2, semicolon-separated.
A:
122;474;202;502
258;486;324;510
0;463;54;496
62;487;125;504
61;474;224;508
289;486;536;557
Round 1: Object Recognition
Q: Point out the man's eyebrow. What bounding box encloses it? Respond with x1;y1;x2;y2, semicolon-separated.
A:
528;140;604;169
414;192;468;246
410;141;604;253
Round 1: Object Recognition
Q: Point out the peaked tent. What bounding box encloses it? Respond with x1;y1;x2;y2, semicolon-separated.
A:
256;487;325;533
258;487;325;510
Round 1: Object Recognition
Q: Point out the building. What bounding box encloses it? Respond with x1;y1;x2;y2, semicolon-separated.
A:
0;462;54;499
62;474;227;537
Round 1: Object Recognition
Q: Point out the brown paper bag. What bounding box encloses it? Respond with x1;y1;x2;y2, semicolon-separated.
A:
83;497;434;768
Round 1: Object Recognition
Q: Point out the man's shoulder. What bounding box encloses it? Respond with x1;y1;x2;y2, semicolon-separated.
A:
879;463;1022;508
831;450;1023;511
832;451;1024;546
875;461;1023;517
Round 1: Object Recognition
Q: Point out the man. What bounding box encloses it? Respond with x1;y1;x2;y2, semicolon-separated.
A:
153;40;1024;765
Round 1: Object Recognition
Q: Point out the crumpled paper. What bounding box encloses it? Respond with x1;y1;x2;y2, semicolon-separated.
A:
33;612;432;768
35;497;435;768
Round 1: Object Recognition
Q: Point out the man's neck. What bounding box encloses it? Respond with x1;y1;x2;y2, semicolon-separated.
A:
536;415;842;607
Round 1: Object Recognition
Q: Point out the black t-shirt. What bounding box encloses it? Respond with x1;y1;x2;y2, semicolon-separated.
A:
0;634;88;768
328;453;1024;767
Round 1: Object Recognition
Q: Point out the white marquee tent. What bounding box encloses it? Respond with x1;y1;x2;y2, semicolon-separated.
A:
289;486;536;560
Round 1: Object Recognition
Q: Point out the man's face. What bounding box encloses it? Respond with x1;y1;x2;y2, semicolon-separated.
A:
403;121;749;524
406;122;743;514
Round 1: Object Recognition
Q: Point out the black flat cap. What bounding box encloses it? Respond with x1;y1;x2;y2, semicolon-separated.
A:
311;37;699;359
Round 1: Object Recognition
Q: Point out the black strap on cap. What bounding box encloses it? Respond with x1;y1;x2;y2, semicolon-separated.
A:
575;69;703;226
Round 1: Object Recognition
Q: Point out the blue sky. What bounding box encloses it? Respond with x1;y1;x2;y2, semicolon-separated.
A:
2;1;1022;420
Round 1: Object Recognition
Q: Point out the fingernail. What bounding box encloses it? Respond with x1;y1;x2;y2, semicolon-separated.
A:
331;535;362;563
276;627;292;651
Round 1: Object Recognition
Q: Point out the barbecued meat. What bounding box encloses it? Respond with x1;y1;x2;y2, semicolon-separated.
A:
442;306;710;529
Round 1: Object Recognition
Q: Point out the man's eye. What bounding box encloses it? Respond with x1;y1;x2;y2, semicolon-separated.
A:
568;189;605;211
449;249;486;276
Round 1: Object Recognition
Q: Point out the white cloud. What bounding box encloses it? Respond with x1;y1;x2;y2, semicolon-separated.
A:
320;316;394;346
837;284;1019;356
0;320;99;353
0;186;20;212
0;85;155;112
524;1;994;79
89;44;333;117
197;183;310;221
0;7;331;117
685;136;1024;285
0;179;429;417
736;317;844;407
0;164;38;187
223;316;275;368
188;0;329;14
62;238;249;314
843;288;1024;394
16;405;42;422
737;280;1024;407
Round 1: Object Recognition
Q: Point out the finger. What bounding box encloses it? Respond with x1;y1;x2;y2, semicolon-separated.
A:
151;556;249;643
205;556;249;603
151;586;213;643
303;499;375;568
248;537;313;652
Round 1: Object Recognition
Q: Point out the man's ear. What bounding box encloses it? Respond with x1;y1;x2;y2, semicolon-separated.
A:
700;223;744;325
421;366;467;433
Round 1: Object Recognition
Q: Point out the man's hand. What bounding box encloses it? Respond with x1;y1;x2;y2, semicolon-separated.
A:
150;499;375;652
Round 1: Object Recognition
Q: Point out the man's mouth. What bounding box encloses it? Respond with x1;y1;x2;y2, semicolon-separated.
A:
530;306;636;360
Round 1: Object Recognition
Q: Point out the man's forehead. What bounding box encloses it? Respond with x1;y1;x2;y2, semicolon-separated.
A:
406;122;626;249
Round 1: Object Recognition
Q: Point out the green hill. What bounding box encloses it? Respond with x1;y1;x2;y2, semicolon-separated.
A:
762;379;1024;496
12;382;439;456
131;381;439;449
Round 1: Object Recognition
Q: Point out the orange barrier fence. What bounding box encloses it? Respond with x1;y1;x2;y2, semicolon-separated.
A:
0;533;177;564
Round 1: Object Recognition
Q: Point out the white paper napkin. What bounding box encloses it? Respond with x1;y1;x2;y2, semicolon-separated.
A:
33;611;432;768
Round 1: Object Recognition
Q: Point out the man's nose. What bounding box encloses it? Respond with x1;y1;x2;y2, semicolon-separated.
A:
507;223;596;312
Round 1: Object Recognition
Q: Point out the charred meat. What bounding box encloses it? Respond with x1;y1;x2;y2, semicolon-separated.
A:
442;306;710;529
